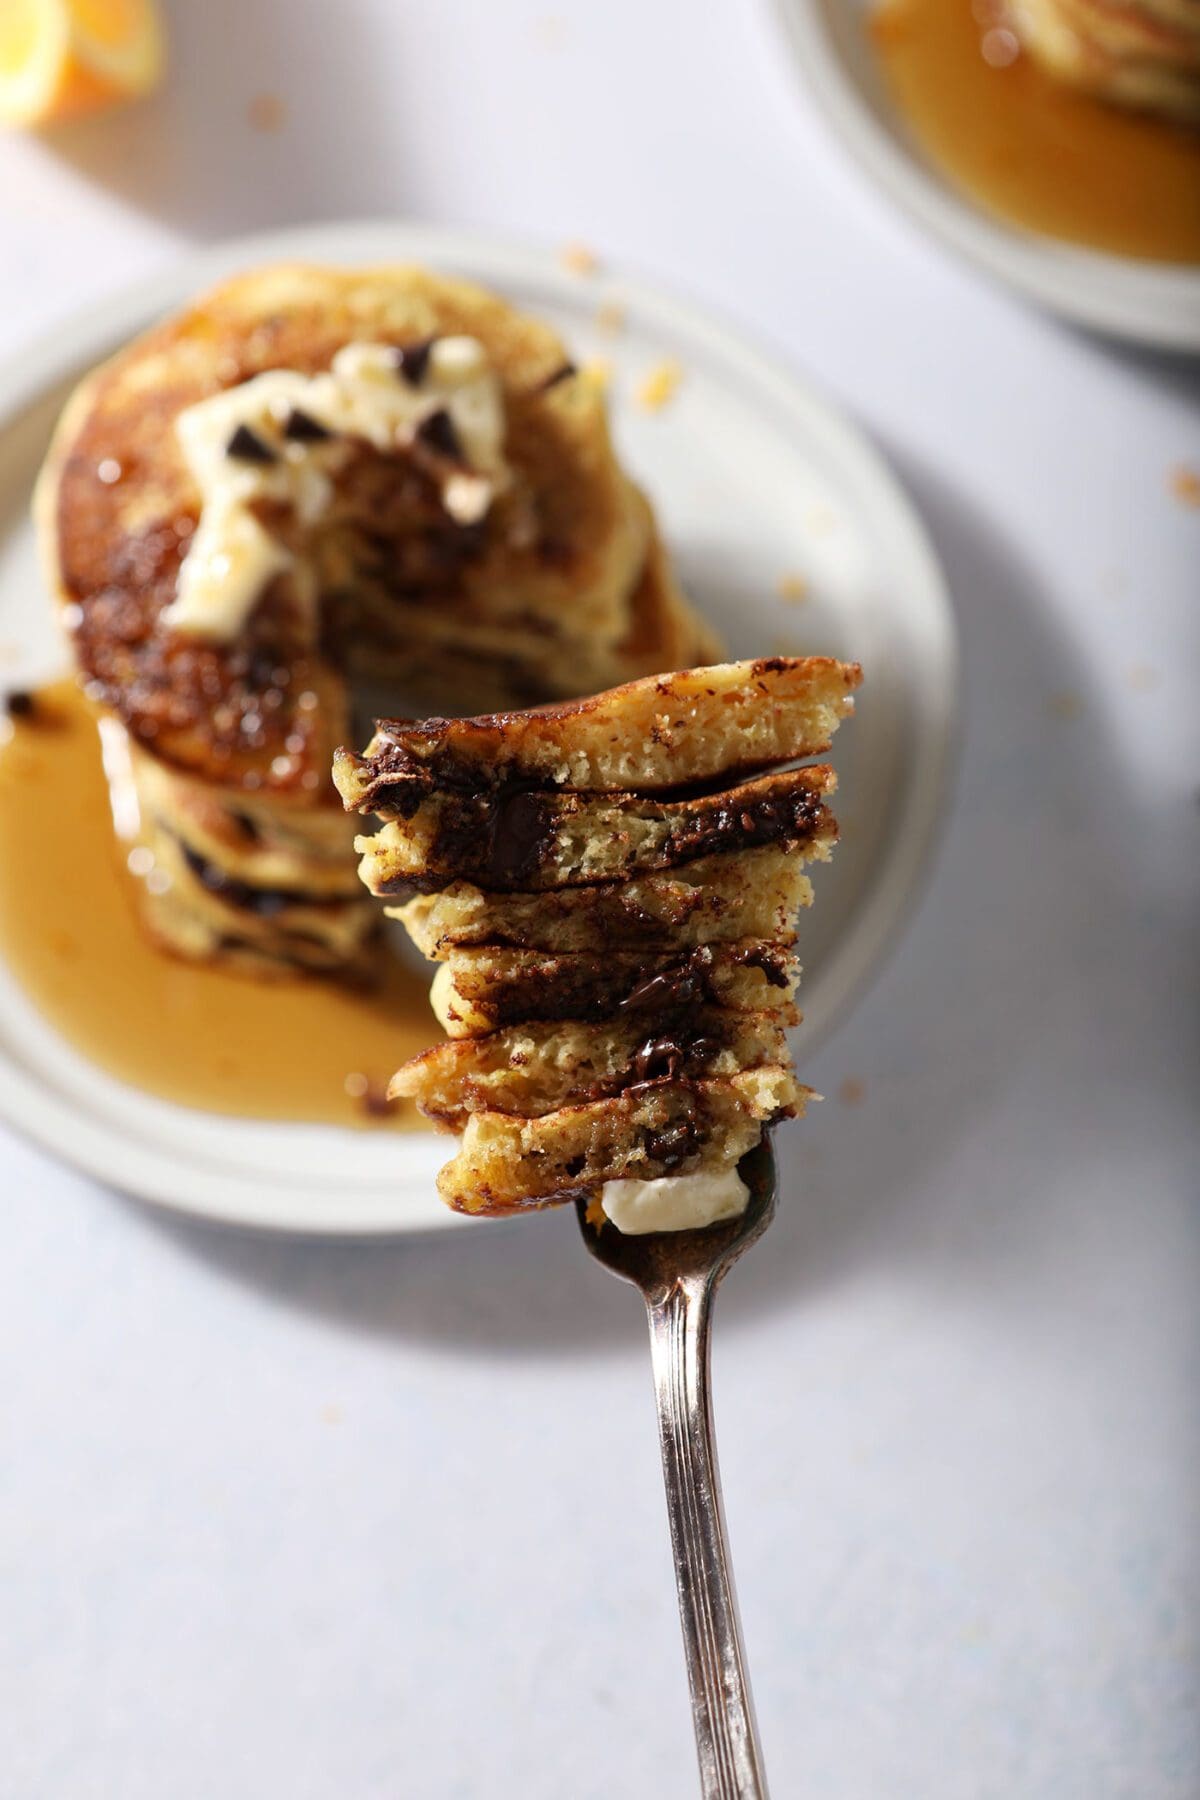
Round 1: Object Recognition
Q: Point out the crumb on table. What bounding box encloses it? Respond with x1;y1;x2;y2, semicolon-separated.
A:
560;242;599;277
636;359;683;412
1049;690;1084;721
595;300;627;335
247;93;287;132
838;1076;866;1106
777;573;810;603
1170;465;1200;509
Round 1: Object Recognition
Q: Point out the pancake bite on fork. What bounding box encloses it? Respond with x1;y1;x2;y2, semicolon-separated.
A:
335;655;860;1225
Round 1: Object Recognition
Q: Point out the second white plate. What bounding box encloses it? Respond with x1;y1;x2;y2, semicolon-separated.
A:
774;0;1200;351
0;219;956;1235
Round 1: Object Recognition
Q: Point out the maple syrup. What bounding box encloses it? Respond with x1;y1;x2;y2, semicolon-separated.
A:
0;680;435;1129
872;0;1200;264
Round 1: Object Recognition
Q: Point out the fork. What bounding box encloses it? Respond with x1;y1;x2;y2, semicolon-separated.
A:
575;1135;777;1800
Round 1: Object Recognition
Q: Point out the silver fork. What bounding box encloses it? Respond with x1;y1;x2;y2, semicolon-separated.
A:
575;1135;777;1800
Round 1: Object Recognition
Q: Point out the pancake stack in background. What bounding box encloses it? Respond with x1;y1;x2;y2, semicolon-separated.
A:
334;657;861;1220
35;263;720;977
1007;0;1200;122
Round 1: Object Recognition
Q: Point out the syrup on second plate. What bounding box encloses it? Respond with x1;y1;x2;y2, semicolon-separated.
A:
872;0;1200;265
0;681;434;1128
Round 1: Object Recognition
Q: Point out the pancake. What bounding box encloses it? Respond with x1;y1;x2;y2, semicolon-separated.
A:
435;1070;808;1215
351;765;837;896
37;262;722;972
429;940;800;1037
337;655;855;1220
335;656;860;811
391;846;818;957
1008;0;1200;120
389;1013;791;1127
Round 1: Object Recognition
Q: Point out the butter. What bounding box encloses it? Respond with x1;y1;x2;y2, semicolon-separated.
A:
600;1166;750;1234
161;338;509;641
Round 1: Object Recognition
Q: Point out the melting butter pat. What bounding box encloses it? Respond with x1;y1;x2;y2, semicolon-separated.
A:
600;1167;750;1234
162;338;510;641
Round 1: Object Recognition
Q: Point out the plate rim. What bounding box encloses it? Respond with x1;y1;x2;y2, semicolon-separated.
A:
771;0;1200;352
0;217;958;1236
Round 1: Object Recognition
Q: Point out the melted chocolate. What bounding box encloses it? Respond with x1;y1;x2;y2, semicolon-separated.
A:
487;789;556;886
728;943;792;989
620;947;715;1012
630;1032;721;1084
668;790;824;860
643;1114;702;1173
3;690;35;719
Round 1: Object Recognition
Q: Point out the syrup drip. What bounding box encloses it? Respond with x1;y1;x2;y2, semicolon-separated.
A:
0;681;436;1128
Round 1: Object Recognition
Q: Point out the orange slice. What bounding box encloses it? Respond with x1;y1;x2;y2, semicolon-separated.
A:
0;0;164;127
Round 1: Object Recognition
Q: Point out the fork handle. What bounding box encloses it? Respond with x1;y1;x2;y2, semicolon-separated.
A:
645;1274;770;1800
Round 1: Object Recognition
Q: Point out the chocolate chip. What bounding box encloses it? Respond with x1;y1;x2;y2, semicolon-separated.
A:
487;788;555;886
620;948;714;1013
4;690;35;719
178;840;331;918
415;407;464;462
282;408;331;443
632;1036;686;1083
731;944;791;989
226;424;277;464
644;1116;702;1173
539;361;577;392
391;339;435;386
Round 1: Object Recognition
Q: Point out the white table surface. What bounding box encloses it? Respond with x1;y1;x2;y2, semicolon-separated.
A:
1;2;1197;1796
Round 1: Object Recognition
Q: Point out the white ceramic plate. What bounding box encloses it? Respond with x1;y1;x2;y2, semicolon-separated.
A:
0;220;956;1235
774;0;1200;351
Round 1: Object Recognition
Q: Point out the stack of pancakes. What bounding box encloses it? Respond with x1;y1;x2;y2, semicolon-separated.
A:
334;657;860;1216
36;263;720;976
1008;0;1200;122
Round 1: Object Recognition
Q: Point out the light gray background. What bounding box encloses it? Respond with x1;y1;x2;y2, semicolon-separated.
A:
1;2;1197;1796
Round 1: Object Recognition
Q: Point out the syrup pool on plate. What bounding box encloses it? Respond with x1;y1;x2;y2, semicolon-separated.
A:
872;0;1200;265
0;680;434;1128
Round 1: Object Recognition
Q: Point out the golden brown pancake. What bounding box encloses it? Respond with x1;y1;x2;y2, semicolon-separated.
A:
337;656;855;1217
389;1013;791;1127
436;1070;808;1215
351;765;838;896
335;656;860;810
391;846;818;957
429;940;800;1037
37;263;723;973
